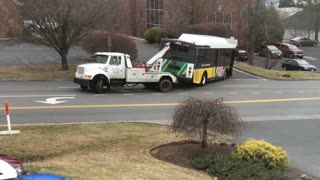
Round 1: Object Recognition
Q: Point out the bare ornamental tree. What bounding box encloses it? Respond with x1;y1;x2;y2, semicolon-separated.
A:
170;97;245;148
19;0;117;70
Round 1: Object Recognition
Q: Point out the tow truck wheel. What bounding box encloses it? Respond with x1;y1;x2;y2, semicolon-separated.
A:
95;79;104;94
80;85;88;90
159;79;172;92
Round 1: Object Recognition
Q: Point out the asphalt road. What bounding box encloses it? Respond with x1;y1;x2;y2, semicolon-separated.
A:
301;46;320;60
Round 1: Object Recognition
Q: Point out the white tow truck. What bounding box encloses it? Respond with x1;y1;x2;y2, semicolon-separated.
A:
73;47;176;93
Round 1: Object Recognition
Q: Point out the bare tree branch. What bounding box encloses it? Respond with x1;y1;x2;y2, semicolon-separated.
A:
19;0;117;70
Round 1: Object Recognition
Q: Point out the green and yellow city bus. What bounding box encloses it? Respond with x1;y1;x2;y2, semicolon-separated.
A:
155;34;238;86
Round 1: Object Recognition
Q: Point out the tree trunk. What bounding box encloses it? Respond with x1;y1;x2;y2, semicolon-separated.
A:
60;52;69;71
131;0;137;36
265;55;270;69
201;120;208;148
248;33;255;65
315;26;319;42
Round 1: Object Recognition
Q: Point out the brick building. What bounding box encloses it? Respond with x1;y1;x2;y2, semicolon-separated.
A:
0;0;22;37
113;0;244;39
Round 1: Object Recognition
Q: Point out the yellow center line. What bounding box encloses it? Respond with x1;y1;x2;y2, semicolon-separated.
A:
0;97;320;111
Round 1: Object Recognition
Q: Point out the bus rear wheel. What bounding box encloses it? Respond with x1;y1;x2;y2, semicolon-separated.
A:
223;71;227;80
200;73;207;86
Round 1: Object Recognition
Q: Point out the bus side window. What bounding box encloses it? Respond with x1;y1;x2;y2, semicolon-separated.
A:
217;49;224;66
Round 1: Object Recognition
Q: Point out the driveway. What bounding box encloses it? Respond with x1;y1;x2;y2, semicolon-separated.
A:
0;39;89;66
0;39;160;66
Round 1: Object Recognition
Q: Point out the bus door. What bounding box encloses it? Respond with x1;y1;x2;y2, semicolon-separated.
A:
229;49;236;76
213;49;221;78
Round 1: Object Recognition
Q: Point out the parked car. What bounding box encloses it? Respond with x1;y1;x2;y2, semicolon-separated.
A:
1;158;69;180
238;49;248;61
275;43;304;59
281;59;317;71
0;154;27;176
290;37;318;47
256;45;282;58
16;174;69;180
0;160;18;180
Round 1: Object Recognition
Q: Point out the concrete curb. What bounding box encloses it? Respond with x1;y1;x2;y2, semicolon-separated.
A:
0;120;170;127
0;38;18;41
233;67;265;80
130;36;147;43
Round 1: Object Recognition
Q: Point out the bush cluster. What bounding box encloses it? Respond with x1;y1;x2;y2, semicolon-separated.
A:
82;31;138;61
231;139;289;169
191;139;289;179
191;154;285;180
143;27;161;44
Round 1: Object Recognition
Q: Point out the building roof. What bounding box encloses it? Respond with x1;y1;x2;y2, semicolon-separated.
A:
178;34;238;49
282;11;313;30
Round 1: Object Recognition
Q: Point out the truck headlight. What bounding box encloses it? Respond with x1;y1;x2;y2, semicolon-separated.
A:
85;75;92;79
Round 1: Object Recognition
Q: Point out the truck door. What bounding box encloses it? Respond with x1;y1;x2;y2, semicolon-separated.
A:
108;55;125;79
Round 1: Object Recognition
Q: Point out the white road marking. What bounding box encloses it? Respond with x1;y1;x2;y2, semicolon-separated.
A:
35;97;75;105
223;85;259;87
228;92;239;95
123;94;134;96
94;94;105;96
275;92;284;94
246;114;320;122
178;93;189;95
298;91;305;94
152;93;162;96
57;87;78;89
304;56;317;61
204;93;213;95
0;95;77;98
252;92;261;94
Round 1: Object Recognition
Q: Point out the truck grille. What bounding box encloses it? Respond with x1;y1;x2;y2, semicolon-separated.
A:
77;67;85;74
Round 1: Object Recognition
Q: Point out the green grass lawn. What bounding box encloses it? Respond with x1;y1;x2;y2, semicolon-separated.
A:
0;123;210;180
0;64;77;81
235;62;320;80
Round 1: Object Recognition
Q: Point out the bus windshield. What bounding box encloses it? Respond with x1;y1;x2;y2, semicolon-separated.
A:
163;43;196;63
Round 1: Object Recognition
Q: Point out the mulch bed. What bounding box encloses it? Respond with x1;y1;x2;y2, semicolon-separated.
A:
150;140;319;180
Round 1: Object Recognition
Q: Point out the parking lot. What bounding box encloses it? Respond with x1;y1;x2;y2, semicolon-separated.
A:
251;46;320;72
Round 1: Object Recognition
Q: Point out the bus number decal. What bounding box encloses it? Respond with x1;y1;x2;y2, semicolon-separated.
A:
186;64;194;78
